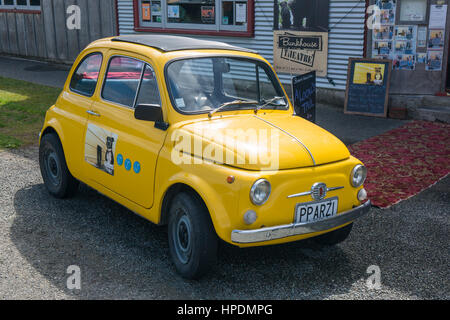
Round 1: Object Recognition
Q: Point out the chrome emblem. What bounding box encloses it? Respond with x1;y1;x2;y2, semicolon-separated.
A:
311;183;327;201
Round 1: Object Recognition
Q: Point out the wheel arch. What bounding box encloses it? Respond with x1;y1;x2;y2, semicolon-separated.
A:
159;183;206;226
157;179;233;243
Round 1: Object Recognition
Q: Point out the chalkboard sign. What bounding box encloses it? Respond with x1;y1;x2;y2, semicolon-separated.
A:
292;71;316;123
344;58;392;118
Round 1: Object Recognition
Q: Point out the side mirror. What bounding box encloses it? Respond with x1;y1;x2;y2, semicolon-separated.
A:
135;104;163;122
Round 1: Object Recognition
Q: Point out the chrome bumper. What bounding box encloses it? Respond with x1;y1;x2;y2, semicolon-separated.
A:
231;200;371;244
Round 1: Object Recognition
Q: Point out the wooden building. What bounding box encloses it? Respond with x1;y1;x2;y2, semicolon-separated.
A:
0;0;117;63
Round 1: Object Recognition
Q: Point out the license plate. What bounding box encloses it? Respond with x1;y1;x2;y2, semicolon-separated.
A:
294;197;338;224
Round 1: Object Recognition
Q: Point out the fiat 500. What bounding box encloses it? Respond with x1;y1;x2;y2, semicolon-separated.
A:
39;35;371;279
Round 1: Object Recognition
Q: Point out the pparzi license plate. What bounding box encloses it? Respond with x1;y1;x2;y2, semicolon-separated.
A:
294;197;338;224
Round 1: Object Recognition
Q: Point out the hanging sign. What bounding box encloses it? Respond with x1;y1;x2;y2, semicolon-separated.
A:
273;30;328;77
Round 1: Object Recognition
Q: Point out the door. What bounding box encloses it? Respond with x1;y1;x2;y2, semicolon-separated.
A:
59;51;103;178
84;54;167;208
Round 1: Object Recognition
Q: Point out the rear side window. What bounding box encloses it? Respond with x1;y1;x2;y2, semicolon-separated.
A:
102;56;144;107
69;53;103;96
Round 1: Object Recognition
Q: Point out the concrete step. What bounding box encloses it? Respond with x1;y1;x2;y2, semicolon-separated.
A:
408;106;450;123
422;95;450;108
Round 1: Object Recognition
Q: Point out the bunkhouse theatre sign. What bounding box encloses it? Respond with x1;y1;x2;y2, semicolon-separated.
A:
273;0;330;77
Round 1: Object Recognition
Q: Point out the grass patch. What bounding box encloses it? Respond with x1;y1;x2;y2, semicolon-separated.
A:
0;76;61;149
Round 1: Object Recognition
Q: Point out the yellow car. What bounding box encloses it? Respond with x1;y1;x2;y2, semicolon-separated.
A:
39;35;370;279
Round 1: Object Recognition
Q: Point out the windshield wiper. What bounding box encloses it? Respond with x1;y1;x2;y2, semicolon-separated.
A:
208;99;258;118
254;96;287;114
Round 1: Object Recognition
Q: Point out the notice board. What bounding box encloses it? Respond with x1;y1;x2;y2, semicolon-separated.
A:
344;58;392;118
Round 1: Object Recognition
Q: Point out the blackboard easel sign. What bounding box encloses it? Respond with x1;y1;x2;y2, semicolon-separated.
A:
292;71;316;123
344;58;392;118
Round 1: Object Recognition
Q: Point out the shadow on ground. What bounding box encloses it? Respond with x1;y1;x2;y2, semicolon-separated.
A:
10;170;449;299
10;183;363;299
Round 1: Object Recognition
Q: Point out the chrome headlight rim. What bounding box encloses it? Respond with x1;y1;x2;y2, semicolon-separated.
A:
350;164;367;188
250;179;271;206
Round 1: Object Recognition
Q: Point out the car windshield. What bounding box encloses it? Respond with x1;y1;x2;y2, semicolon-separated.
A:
166;57;288;114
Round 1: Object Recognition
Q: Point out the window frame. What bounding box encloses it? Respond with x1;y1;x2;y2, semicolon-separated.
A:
101;55;162;110
69;52;104;98
0;0;41;13
133;0;255;38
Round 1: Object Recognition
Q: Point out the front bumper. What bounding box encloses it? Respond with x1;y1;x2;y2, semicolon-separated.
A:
231;200;371;244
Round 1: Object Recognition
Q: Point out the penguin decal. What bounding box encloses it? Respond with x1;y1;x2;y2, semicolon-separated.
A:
84;123;118;176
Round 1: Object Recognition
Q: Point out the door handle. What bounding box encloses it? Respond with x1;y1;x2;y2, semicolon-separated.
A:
87;110;101;117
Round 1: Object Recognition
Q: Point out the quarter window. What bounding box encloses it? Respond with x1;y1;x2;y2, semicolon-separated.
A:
102;57;144;108
135;65;161;107
69;53;103;97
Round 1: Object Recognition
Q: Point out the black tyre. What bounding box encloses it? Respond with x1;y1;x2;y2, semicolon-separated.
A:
39;133;79;198
168;192;218;279
313;223;353;246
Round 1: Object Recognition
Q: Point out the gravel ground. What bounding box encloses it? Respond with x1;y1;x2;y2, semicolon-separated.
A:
0;146;448;300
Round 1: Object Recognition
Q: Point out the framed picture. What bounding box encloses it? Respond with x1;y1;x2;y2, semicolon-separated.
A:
398;0;428;24
344;58;392;118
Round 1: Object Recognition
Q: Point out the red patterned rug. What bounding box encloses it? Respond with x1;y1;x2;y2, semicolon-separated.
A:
348;120;450;209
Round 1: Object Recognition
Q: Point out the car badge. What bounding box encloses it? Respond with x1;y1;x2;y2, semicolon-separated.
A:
311;183;327;201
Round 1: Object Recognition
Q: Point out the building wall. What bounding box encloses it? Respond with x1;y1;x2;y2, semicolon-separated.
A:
368;0;450;95
117;0;367;89
0;0;117;63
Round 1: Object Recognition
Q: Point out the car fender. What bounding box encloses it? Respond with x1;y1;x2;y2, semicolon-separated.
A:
154;165;236;243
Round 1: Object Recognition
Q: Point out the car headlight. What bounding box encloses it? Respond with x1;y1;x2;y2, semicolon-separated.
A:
250;179;271;205
350;164;367;188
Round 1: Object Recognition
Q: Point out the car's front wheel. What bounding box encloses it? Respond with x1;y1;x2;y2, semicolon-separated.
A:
168;192;218;279
312;223;353;246
39;133;79;198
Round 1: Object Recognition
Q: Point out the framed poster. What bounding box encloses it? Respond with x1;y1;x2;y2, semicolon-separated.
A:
417;26;427;47
399;0;428;23
141;1;151;21
292;71;316;123
274;0;329;32
426;50;443;71
344;58;392;118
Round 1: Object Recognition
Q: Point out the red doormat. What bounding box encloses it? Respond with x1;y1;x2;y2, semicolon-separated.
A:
348;120;450;208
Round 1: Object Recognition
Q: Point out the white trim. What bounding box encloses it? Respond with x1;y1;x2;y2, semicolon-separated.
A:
137;0;248;32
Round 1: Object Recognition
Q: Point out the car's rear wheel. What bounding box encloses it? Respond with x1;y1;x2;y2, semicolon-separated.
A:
168;192;217;279
39;133;79;198
312;223;353;246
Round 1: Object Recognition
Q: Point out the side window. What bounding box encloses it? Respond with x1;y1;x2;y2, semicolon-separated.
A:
102;56;144;107
135;65;161;107
70;53;103;96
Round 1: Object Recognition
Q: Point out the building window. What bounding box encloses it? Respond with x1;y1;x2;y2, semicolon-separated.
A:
134;0;254;37
0;0;41;10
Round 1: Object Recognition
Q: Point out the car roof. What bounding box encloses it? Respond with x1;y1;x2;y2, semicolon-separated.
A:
111;35;257;54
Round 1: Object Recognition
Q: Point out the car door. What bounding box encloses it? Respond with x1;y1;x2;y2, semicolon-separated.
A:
84;52;167;209
58;51;103;179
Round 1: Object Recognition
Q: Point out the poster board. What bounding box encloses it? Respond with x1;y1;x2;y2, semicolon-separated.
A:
273;30;328;77
344;58;392;118
292;71;316;123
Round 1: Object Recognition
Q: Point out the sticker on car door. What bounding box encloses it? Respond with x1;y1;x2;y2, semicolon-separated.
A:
84;123;118;176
